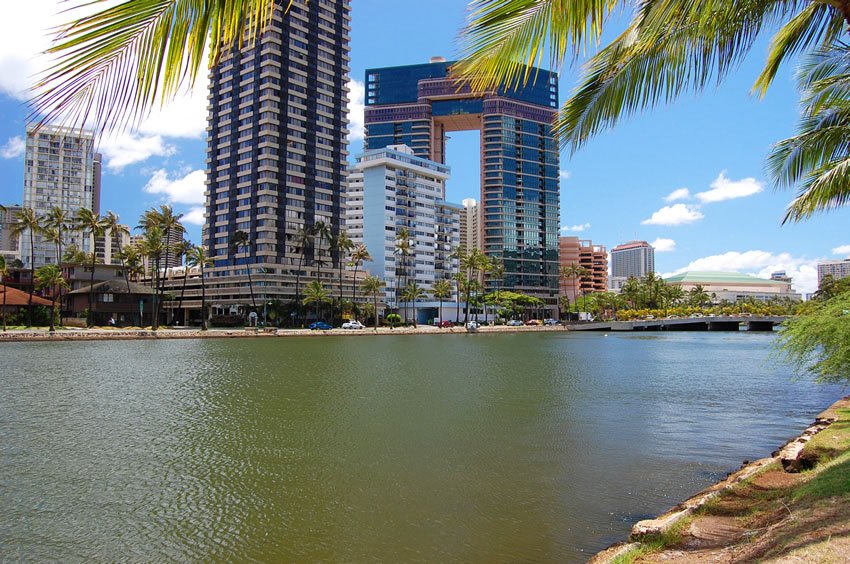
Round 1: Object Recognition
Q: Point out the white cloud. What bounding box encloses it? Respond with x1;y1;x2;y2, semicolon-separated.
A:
832;244;850;256
651;238;676;252
561;222;591;233
662;250;822;296
559;170;572;181
0;136;25;158
664;188;690;202
641;204;704;226
347;79;364;141
695;171;763;203
143;168;206;205
183;206;206;226
100;133;177;171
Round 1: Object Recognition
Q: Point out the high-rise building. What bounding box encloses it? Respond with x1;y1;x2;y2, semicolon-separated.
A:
364;58;560;304
21;124;102;268
817;259;850;284
203;0;351;306
346;144;459;307
609;240;655;290
459;198;480;252
559;236;608;302
94;226;132;266
0;204;23;264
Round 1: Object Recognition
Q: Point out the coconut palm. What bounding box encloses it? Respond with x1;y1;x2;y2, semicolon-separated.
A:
44;206;72;266
332;230;354;320
137;226;164;329
394;227;413;319
0;255;8;332
75;208;108;327
402;281;427;328
560;263;584;318
30;0;295;134
689;284;711;308
293;225;314;326
312;221;332;286
769;41;850;222
460;247;489;324
103;211;131;284
173;239;195;324
432;278;452;326
121;244;144;283
302;280;331;323
41;227;67;325
361;275;385;331
187;245;213;330
34;264;69;332
349;244;371;305
231;230;257;315
11;207;42;327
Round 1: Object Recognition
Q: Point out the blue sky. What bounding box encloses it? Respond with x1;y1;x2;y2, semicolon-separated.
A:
1;1;848;295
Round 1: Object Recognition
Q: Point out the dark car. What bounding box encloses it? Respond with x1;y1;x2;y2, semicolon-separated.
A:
309;321;333;330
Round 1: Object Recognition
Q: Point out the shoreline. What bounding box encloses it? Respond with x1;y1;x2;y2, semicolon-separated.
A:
591;394;850;563
0;323;570;342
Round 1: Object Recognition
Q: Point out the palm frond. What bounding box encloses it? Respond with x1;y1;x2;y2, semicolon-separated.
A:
783;156;850;222
29;0;284;135
455;0;622;92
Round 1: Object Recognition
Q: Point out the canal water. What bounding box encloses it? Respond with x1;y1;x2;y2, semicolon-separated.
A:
1;332;844;562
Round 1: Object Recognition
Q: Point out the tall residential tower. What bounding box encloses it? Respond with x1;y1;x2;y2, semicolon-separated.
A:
364;59;560;305
203;0;351;306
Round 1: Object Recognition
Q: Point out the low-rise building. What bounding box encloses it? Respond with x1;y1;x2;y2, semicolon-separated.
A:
664;271;801;303
559;236;608;302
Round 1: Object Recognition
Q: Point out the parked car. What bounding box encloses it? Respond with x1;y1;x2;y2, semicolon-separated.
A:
309;321;333;330
645;315;656;320
525;319;541;326
543;318;559;326
506;319;524;326
437;320;454;328
466;321;480;330
666;315;680;319
689;313;704;318
341;320;365;329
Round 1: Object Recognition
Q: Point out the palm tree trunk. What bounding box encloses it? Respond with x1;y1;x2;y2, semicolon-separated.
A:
177;267;189;325
49;294;56;332
352;263;359;306
245;259;257;313
162;232;171;325
28;230;34;327
152;257;160;330
439;296;443;326
2;274;7;331
88;251;96;327
373;293;378;331
200;264;208;331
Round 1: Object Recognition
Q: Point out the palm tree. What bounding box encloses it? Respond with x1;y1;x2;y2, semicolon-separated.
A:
361;275;385;332
402;281;427;328
621;276;642;310
312;221;332;286
302;280;331;323
42;227;67;325
31;0;293;134
293;225;314;327
174;240;194;324
450;246;466;323
560;263;586;318
432;278;452;326
0;255;8;332
34;264;69;332
460;248;488;324
769;42;850;222
187;245;213;330
231;230;257;316
394;227;413;320
332;230;354;320
349;244;371;305
121;244;144;283
11;207;42;327
689;284;711;308
44;206;72;266
103;211;131;285
75;207;108;327
137;226;164;329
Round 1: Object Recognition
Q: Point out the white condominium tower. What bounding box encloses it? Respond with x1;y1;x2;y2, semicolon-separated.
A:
22;124;101;268
346;144;460;306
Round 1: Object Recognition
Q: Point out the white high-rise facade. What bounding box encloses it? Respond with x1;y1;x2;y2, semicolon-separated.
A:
346;144;460;306
22;124;101;268
460;198;480;252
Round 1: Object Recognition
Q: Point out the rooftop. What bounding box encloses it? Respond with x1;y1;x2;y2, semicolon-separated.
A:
664;271;788;285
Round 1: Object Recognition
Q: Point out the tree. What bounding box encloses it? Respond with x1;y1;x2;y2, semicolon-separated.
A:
44;206;72;267
689;284;710;308
34;264;69;332
187;245;213;330
349;244;371;305
303;280;331;322
361;275;385;332
332;230;354;320
312;221;332;286
231;230;257;315
457;1;850;219
402;281;427;328
769;41;850;223
75;208;108;327
11;207;42;327
561;263;588;316
460;248;489;324
137;225;164;329
778;289;850;383
432;278;453;326
293;225;314;327
173;239;195;324
394;227;413;320
0;255;8;331
103;211;131;287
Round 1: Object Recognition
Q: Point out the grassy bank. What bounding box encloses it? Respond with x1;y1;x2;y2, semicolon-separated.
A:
596;398;850;563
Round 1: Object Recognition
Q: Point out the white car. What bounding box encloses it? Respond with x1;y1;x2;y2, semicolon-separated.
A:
466;321;480;330
543;318;559;326
341;320;365;329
